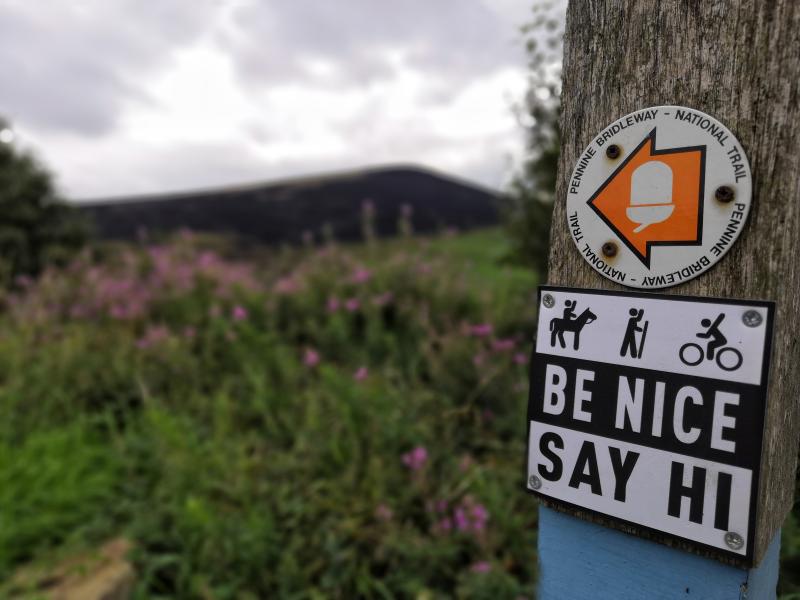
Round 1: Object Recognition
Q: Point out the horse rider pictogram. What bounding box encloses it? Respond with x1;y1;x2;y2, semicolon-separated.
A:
549;300;597;351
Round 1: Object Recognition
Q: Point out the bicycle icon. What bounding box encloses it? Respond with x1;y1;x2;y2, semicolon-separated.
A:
678;312;743;372
678;342;743;371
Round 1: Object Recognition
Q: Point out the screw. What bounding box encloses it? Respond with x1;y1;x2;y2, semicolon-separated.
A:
529;475;542;490
606;144;621;159
542;293;555;308
742;310;763;327
724;531;744;550
602;241;618;257
715;185;735;203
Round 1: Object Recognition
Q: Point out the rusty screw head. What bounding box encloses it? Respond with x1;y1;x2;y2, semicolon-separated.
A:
602;241;618;257
715;185;735;203
606;144;621;159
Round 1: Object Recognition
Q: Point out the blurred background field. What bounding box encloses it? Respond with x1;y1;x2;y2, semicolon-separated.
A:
0;224;541;598
0;217;795;598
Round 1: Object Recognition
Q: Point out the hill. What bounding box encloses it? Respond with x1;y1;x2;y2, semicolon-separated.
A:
78;165;501;244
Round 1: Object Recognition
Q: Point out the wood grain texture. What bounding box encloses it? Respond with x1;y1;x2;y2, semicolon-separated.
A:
547;0;800;566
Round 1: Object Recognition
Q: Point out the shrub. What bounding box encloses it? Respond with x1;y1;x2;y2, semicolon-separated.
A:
0;230;539;597
0;118;87;287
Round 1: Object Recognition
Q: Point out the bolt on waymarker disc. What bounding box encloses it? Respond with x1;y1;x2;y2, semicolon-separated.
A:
565;106;752;289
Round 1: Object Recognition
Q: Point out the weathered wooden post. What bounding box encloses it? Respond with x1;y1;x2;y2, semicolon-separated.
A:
526;1;800;598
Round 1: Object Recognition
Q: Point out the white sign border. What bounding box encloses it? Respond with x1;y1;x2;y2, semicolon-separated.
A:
566;105;752;289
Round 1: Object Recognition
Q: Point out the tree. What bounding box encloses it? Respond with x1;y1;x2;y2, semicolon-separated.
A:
505;2;564;281
0;118;87;285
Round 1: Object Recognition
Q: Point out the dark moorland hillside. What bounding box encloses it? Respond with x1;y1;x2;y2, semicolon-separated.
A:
78;165;500;244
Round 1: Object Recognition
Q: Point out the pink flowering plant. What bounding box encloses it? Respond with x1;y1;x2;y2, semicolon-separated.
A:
0;227;539;597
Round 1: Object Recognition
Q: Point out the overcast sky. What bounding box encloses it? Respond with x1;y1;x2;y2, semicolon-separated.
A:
1;1;543;201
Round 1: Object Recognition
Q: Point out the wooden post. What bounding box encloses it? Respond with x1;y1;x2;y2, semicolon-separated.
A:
540;0;800;596
538;507;781;600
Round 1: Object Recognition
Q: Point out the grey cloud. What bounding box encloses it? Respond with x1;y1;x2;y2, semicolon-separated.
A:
3;1;536;198
0;0;528;134
0;0;218;134
227;0;523;89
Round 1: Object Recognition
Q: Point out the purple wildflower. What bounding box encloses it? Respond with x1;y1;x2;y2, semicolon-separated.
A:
470;503;489;531
274;276;299;294
470;561;491;574
454;507;470;531
375;504;393;522
433;517;453;535
469;323;493;337
401;445;428;471
351;267;372;284
492;338;516;352
304;348;320;368
372;291;394;306
136;325;170;349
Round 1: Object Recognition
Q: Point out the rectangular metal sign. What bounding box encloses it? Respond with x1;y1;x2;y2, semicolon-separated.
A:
526;286;774;562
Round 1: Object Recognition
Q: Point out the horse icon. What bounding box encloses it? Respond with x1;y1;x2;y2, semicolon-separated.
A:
549;306;597;350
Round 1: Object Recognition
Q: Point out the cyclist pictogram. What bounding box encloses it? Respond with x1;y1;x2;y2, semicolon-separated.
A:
678;313;742;371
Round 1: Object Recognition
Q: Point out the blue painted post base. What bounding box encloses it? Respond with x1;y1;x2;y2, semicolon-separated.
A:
538;507;780;600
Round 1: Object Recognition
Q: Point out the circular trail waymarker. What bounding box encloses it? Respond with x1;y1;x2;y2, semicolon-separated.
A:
566;106;751;289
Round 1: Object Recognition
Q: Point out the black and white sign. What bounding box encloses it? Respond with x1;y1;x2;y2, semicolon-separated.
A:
526;286;774;561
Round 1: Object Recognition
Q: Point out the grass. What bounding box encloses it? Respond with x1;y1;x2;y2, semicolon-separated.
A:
0;226;539;598
0;225;797;598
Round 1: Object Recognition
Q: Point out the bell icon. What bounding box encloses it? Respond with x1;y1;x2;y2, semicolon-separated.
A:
627;161;675;233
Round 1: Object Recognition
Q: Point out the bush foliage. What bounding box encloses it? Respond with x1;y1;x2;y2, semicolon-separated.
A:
0;229;539;598
0;119;87;286
505;3;563;280
1;225;799;597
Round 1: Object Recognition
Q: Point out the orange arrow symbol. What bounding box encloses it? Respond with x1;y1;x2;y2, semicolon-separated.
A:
588;128;706;267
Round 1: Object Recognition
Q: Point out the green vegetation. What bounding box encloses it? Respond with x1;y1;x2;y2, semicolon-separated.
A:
0;228;539;598
505;3;562;279
0;118;86;286
0;225;798;597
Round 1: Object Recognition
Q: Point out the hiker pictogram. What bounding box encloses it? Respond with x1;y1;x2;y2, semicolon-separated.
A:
587;128;706;268
619;308;649;358
679;313;743;371
549;299;597;350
